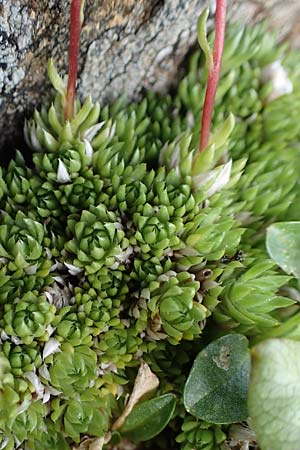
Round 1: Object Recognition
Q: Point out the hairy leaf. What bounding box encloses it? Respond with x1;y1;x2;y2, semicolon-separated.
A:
184;334;250;423
249;339;300;450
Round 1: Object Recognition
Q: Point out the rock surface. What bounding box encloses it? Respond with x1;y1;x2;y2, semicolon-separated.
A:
1;0;300;155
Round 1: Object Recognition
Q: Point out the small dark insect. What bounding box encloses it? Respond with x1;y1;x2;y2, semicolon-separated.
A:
197;268;213;281
221;250;245;264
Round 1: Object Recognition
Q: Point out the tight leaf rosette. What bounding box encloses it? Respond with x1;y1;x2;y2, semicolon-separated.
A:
2;342;42;376
49;344;97;396
26;420;70;450
62;390;115;443
176;416;226;450
130;204;184;258
214;255;294;334
0;211;46;272
145;271;208;344
1;292;56;345
65;205;129;274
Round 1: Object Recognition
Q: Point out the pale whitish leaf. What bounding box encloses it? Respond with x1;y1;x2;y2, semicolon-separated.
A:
112;362;159;430
11;336;23;345
84;138;93;157
24;264;38;275
43;338;61;359
39;364;51;381
17;397;31;416
23;372;44;398
57;159;71;183
82;122;105;141
30;122;43;152
89;438;105;450
193;160;232;197
74;434;110;450
64;262;83;275
261;60;293;103
249;339;300;450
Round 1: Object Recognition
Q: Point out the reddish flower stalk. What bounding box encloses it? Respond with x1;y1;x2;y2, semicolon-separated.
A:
199;0;227;152
64;0;83;121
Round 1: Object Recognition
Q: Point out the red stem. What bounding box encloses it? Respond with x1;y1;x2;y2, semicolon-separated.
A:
199;0;227;152
64;0;83;121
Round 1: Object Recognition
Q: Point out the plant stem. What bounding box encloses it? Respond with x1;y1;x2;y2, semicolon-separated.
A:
199;0;227;152
64;0;83;121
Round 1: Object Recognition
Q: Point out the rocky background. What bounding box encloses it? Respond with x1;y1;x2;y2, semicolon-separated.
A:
1;0;300;157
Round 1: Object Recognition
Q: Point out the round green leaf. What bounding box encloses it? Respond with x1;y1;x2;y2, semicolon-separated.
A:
119;393;176;442
183;334;250;423
266;221;300;279
249;338;300;450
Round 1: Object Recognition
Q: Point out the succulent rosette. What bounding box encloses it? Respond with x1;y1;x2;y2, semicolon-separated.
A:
150;272;208;344
26;420;70;450
48;344;97;396
1;341;42;376
1;292;56;345
4;152;31;213
131;271;208;345
130;207;183;259
0;353;36;440
53;308;94;347
51;390;115;444
65;205;129;274
97;327;142;368
176;415;226;450
8;401;47;447
87;266;130;301
214;254;294;334
73;285;121;332
33;140;93;184
0;264;51;304
0;211;47;272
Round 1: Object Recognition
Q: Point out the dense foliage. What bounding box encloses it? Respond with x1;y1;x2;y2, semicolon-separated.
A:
1;20;300;450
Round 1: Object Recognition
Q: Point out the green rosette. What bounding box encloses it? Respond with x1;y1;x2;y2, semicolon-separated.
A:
144;271;208;345
48;344;97;397
51;389;115;444
97;327;141;369
26;420;70;450
176;415;226;450
65;204;129;274
1;292;56;345
0;211;48;272
214;253;294;334
73;285;121;332
1;341;42;376
0;264;52;304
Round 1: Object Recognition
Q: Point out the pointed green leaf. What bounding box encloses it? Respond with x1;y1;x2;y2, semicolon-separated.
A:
119;394;176;442
197;8;213;71
47;59;65;98
209;113;235;151
184;334;250;423
249;339;300;450
266;222;300;279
